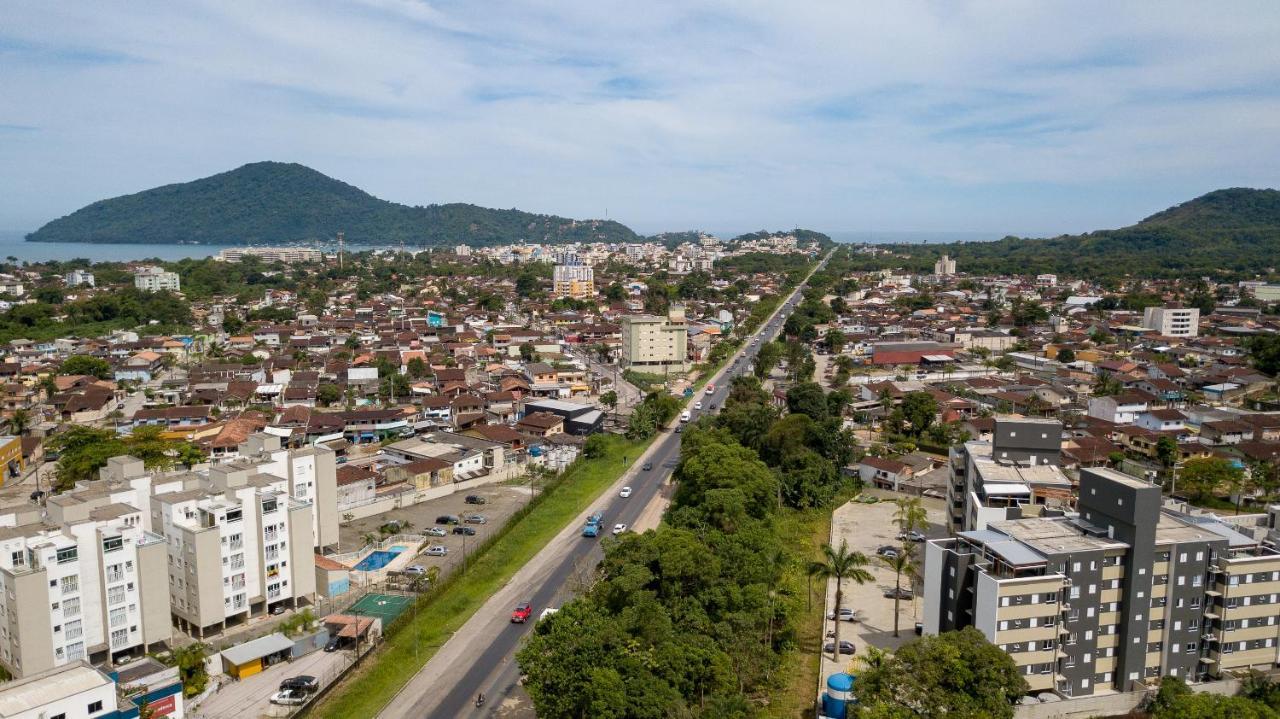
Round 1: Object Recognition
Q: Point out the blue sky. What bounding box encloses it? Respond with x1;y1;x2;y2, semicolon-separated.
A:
1;1;1278;237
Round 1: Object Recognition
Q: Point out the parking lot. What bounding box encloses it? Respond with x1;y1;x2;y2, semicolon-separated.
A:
818;493;946;680
338;483;533;579
197;643;353;719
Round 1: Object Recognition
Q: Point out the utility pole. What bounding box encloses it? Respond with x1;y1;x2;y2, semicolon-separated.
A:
337;231;345;271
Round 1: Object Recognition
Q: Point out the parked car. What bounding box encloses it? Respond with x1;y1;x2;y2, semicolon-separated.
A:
324;636;341;652
405;564;427;574
612;523;628;535
898;530;927;542
464;494;487;505
280;676;319;693
823;640;856;655
642;461;653;471
452;526;477;536
884;587;914;600
464;514;487;524
435;514;460;525
270;690;307;706
827;607;857;622
619;486;632;498
424;545;448;556
876;545;899;558
511;602;533;623
424;526;447;537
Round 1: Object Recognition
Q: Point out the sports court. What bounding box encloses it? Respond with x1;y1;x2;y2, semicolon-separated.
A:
347;592;414;626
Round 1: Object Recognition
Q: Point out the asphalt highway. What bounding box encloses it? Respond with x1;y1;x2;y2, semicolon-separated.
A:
387;253;829;719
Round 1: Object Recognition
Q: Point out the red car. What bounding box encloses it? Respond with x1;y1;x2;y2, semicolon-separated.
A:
511;602;533;623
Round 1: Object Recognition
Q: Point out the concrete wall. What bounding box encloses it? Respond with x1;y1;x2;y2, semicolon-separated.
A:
1013;678;1241;719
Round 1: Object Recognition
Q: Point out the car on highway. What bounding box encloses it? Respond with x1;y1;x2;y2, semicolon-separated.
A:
679;410;691;422
424;545;448;556
709;402;717;410
581;522;600;538
642;461;653;471
452;526;477;536
675;425;683;433
705;383;715;394
884;587;914;600
823;640;856;655
612;523;628;535
280;676;319;693
271;690;307;706
694;401;703;410
464;494;487;505
619;486;632;498
511;602;533;623
424;526;447;537
464;514;487;524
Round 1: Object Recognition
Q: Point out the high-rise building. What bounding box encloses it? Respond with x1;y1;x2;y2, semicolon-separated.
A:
132;267;181;293
934;254;957;276
620;305;688;374
924;466;1280;696
947;417;1071;533
217;247;322;264
553;262;595;299
1143;306;1200;338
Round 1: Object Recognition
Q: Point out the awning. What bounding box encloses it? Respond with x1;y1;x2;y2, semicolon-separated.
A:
263;426;293;438
220;632;293;666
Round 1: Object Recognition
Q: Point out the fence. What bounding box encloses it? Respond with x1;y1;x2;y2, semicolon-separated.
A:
328;534;428;567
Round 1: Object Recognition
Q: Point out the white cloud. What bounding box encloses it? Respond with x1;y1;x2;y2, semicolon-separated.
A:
0;0;1278;236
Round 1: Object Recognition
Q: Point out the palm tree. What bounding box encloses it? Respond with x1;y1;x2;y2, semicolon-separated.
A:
881;547;918;637
808;540;874;659
425;566;441;587
893;497;928;538
8;408;30;436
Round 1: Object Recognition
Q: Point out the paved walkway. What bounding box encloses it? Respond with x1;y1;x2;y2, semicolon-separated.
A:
195;647;352;719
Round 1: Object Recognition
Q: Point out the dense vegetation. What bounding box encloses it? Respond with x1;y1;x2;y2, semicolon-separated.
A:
0;286;191;343
842;188;1280;280
1150;673;1280;718
28;161;639;247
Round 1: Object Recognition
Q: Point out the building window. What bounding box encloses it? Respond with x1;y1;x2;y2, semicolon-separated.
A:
64;620;83;640
65;642;84;661
55;547;78;564
102;536;124;553
109;607;127;628
62;596;80;617
60;575;78;594
88;700;103;713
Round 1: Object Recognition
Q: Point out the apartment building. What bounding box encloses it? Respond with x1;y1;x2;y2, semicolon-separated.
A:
947;416;1072;532
925;466;1280;697
153;463;316;638
218;247;323;264
620;305;688;374
0;500;170;678
1143;306;1200;338
934;254;956;276
132;267;181;293
552;262;595;299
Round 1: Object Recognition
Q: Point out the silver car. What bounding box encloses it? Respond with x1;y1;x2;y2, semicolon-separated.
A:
424;545;448;556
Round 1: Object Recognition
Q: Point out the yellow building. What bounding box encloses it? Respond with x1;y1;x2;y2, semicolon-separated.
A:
0;435;24;486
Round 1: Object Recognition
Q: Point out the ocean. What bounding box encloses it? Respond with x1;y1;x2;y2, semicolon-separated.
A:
0;230;220;262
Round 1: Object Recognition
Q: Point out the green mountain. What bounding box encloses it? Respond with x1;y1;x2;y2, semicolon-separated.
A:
848;188;1280;280
27;161;639;246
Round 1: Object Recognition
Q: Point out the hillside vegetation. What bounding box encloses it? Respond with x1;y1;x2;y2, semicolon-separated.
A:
27;161;639;247
847;188;1280;280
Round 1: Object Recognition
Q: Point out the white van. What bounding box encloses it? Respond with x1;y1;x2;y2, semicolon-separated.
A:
679;410;691;423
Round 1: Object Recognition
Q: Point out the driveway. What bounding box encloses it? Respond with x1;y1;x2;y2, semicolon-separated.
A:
818;494;946;681
197;646;353;719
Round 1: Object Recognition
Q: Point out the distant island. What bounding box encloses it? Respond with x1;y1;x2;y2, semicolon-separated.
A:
26;161;641;247
848;187;1280;280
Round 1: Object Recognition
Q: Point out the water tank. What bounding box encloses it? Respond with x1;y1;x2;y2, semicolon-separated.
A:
822;672;854;719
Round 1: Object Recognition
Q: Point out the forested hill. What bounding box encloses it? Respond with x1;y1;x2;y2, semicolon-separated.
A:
846;188;1280;280
26;161;640;247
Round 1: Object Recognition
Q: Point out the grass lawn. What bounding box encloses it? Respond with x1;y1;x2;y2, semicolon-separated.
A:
762;490;855;719
310;434;650;719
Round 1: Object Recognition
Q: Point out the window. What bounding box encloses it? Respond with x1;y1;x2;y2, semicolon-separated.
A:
62;596;80;617
88;700;103;713
262;498;278;514
102;536;124;553
64;620;83;640
65;642;84;661
55;547;78;564
59;575;78;594
225;508;243;523
109;607;127;628
105;563;124;583
110;628;128;646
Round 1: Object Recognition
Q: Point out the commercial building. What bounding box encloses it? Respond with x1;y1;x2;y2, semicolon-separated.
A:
620;305;689;375
0;434;23;486
1143;306;1200;338
132;267;181;293
947;417;1071;532
552;262;595;299
0;500;170;678
217;247;323;264
924;466;1280;696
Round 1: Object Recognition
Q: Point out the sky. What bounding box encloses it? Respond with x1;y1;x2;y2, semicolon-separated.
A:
2;1;1279;238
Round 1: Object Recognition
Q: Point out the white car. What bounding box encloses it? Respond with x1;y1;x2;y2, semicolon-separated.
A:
270;690;307;706
694;401;703;410
612;523;628;535
619;486;632;498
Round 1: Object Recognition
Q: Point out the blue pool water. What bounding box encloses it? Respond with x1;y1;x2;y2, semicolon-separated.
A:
354;546;405;571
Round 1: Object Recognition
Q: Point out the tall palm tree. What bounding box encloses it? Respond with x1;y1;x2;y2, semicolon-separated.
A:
881;547;918;637
8;408;30;436
893;497;928;538
808;540;874;659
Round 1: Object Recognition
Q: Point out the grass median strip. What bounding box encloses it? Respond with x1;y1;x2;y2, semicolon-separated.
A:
310;434;650;719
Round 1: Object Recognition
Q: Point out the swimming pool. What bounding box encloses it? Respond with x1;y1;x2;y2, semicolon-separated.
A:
353;546;406;571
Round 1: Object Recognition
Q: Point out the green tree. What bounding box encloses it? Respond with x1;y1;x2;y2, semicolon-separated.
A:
807;540;873;660
900;391;939;437
170;642;211;698
582;434;607;460
754;341;783;380
7;408;30;436
1056;347;1076;364
881;547;917;637
1178;456;1244;504
317;383;342;407
1156;435;1180;489
60;354;112;379
855;628;1028;719
406;356;428;379
786;381;829;421
1247;334;1280;376
599;390;618;421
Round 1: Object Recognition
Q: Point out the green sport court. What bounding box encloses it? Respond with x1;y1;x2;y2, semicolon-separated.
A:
347;592;413;626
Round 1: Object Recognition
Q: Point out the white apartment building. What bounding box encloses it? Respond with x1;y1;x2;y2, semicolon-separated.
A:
620;305;689;374
0;501;169;678
1143;306;1200;338
0;662;119;719
133;267;181;293
217;247;323;264
552;262;595;299
65;270;96;288
934;254;957;276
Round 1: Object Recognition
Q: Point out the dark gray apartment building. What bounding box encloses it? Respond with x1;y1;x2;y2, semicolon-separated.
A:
947;416;1072;533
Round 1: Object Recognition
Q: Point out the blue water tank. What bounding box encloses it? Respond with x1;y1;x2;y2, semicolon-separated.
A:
822;672;854;719
529;446;543;457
